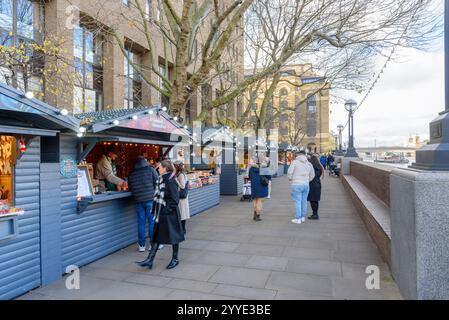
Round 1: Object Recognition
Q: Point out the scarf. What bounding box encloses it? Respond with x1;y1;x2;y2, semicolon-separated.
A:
153;173;174;223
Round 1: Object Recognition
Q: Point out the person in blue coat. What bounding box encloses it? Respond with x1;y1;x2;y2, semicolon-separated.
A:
248;154;272;222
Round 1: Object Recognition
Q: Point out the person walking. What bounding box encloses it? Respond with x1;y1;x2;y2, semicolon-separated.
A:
248;154;272;221
136;160;185;270
128;156;159;252
288;150;315;225
308;154;326;220
174;161;190;234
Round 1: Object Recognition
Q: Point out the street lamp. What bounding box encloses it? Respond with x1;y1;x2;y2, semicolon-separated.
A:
344;99;359;158
335;124;345;156
411;0;449;170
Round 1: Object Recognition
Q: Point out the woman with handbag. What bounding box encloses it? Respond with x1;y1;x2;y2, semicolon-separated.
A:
136;160;185;270
248;154;272;222
174;161;190;234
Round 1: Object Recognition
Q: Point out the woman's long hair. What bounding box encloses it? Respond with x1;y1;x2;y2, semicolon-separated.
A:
309;154;322;170
160;160;175;173
174;161;185;174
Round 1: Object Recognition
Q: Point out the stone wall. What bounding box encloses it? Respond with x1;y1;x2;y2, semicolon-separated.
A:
350;161;393;207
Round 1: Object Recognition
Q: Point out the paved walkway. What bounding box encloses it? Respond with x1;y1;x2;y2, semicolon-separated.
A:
19;175;402;300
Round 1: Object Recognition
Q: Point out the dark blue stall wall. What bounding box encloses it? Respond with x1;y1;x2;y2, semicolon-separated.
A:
220;164;243;195
189;182;220;217
0;138;41;299
60;135;137;270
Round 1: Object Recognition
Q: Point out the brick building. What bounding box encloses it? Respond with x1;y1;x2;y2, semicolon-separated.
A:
0;0;244;125
244;64;333;153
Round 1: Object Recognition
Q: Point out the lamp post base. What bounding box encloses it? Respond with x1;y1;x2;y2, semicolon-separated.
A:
410;111;449;171
334;150;345;156
344;147;359;158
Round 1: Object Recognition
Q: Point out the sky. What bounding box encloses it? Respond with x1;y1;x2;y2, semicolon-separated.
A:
330;42;445;148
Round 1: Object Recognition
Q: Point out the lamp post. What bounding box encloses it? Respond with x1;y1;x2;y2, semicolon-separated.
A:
411;0;449;170
344;99;359;158
335;124;345;156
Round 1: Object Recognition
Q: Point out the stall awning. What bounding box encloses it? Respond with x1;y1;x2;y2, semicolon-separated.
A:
0;125;58;136
75;107;190;137
0;83;80;132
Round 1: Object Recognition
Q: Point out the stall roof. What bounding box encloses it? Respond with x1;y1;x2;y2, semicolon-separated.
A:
0;83;80;132
75;107;189;137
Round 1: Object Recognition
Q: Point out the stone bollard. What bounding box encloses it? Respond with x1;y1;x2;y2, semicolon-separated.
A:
390;168;449;300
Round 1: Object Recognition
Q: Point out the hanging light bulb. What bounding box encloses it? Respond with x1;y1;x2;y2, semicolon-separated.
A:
79;127;87;133
113;120;120;126
162;107;168;112
132;115;138;121
25;91;34;99
173;116;178;121
60;109;69;116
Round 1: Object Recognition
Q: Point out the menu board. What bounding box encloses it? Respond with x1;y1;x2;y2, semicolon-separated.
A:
77;166;94;197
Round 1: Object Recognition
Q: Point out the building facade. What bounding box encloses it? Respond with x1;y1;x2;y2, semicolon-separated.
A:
0;0;244;125
244;64;333;153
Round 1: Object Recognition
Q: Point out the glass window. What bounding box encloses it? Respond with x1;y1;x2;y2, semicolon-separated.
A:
302;77;323;84
122;0;129;6
307;94;317;113
0;0;44;94
145;0;152;21
124;48;143;109
280;100;289;109
280;88;288;96
0;135;16;206
73;23;104;113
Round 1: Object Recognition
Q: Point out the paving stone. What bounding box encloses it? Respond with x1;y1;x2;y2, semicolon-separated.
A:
160;262;221;281
84;282;173;300
213;284;277;300
193;251;252;267
282;247;332;260
165;279;218;293
180;239;210;250
285;258;342;277
331;277;402;300
341;262;393;281
266;272;333;296
205;241;240;252
245;256;289;271
124;273;173;287
234;243;285;257
209;266;272;288
332;250;384;265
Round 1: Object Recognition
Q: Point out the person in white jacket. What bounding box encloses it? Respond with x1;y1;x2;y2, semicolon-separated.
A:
287;150;315;225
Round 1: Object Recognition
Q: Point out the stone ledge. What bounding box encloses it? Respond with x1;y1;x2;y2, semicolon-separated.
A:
341;175;391;269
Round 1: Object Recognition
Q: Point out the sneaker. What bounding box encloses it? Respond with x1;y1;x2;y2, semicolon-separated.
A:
158;244;165;250
138;245;146;252
291;219;302;225
301;217;306;223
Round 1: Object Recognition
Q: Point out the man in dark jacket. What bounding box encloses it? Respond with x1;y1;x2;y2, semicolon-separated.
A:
128;156;159;252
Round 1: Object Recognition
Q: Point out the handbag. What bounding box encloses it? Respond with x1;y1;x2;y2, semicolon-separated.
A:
178;173;189;199
260;175;269;187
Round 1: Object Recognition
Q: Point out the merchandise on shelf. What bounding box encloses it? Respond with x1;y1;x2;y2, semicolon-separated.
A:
0;200;24;217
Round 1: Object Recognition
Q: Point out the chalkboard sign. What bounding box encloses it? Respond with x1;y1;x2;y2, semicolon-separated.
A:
77;165;94;197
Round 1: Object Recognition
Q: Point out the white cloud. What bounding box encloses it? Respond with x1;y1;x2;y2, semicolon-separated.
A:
330;46;444;147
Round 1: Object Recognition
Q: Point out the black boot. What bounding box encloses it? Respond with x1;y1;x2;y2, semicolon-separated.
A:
136;243;158;269
166;244;180;270
308;214;319;220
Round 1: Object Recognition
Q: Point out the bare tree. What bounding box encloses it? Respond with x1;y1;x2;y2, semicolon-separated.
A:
233;0;441;132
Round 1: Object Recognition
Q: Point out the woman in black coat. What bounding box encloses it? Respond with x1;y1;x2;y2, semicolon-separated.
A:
308;154;325;220
137;160;185;270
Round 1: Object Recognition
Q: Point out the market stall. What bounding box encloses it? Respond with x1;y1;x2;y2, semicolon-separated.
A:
278;143;298;175
0;83;80;300
191;126;244;196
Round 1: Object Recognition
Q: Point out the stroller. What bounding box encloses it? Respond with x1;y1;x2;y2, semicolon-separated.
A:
240;178;252;202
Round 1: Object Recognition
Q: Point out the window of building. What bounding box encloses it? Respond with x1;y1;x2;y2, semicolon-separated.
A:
73;23;104;113
280;100;289;110
307;94;317;113
145;0;152;21
124;48;143;109
280;88;288;96
122;0;129;6
158;64;170;109
0;0;44;94
0;135;16;206
302;77;323;84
